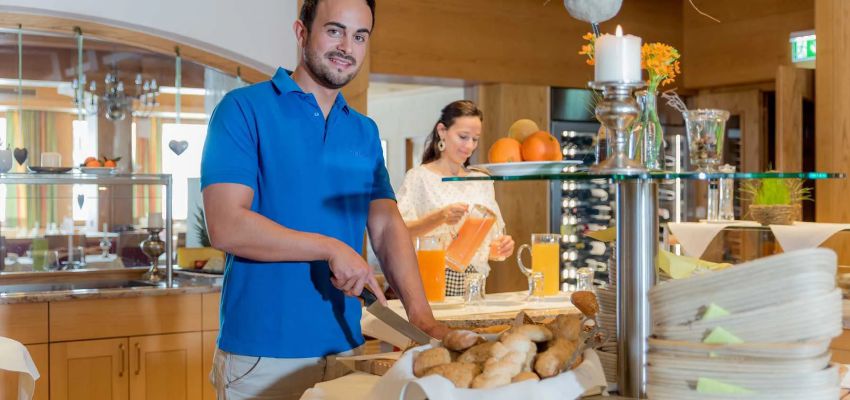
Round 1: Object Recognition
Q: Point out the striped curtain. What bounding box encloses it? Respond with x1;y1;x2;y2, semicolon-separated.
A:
133;117;163;223
4;111;70;228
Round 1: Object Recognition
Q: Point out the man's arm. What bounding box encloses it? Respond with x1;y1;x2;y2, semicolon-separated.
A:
367;199;449;339
204;183;385;301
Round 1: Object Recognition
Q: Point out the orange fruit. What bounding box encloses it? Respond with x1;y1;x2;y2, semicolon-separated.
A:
104;160;117;168
508;119;540;142
85;159;102;167
83;156;97;165
521;131;561;161
488;138;522;163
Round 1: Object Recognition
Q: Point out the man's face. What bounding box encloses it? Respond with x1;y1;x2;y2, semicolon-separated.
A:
302;0;372;89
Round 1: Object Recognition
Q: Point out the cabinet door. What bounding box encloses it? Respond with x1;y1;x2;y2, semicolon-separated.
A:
50;338;129;400
129;332;202;400
202;331;218;400
0;343;49;400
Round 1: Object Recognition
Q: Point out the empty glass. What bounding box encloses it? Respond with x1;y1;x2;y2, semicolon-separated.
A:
526;271;545;302
685;109;730;171
463;272;486;306
718;164;736;221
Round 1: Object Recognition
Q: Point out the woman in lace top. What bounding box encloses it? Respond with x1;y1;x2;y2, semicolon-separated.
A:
396;100;515;296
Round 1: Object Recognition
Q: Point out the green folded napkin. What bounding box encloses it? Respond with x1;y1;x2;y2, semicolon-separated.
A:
704;326;744;344
697;377;754;394
657;250;732;279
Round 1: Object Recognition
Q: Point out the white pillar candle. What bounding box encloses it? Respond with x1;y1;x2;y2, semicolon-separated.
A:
148;213;163;229
594;25;642;83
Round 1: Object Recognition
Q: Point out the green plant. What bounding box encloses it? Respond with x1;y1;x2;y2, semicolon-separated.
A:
740;178;812;206
193;205;211;247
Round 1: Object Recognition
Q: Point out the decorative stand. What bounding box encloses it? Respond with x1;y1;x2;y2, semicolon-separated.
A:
590;81;657;398
589;81;646;175
140;227;165;283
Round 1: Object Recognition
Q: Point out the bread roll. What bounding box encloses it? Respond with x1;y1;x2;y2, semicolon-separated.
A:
512;371;540;383
414;347;451;377
500;333;534;354
443;329;483;351
514;324;554;342
534;338;578;378
424;362;482;388
471;371;512;389
571;291;599;318
458;341;497;364
546;314;583;341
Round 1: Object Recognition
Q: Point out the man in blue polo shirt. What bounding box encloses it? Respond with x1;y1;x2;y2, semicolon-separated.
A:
201;0;448;398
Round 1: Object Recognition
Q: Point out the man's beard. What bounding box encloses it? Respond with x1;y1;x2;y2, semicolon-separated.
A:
303;44;359;90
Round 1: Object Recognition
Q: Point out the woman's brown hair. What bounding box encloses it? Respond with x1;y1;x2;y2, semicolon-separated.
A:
421;100;484;166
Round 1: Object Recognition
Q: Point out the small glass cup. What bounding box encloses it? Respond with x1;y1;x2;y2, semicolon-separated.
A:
526;272;545;302
576;267;595;292
463;272;486;306
685;109;730;171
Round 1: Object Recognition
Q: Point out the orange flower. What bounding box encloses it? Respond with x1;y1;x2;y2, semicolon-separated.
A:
578;32;596;66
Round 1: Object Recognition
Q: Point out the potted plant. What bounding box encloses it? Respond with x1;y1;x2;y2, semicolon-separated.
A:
740;178;811;225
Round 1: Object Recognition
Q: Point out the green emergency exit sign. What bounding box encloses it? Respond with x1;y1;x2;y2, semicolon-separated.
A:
790;32;816;63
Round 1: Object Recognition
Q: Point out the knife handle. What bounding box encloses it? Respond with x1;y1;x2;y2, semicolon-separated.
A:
358;286;378;307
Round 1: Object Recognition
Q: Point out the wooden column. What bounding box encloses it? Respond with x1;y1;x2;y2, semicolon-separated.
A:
775;65;814;172
815;0;850;262
474;83;550;293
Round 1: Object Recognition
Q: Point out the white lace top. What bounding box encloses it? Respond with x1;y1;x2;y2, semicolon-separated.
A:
396;165;505;276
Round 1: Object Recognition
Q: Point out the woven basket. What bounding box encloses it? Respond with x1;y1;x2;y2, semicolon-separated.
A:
749;204;795;225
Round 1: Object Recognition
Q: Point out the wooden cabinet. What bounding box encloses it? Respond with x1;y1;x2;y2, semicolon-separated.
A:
129;333;202;400
201;331;218;400
50;334;204;400
50;338;129;400
0;343;49;400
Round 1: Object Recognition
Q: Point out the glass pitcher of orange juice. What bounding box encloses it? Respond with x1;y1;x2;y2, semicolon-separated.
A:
517;233;562;296
416;235;447;302
445;204;497;272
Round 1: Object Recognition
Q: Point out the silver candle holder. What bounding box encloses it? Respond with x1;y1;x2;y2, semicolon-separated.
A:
589;81;646;174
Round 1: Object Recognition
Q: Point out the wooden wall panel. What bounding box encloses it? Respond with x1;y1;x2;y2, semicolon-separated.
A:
815;0;850;263
682;0;813;89
372;0;682;87
775;65;813;172
474;83;550;293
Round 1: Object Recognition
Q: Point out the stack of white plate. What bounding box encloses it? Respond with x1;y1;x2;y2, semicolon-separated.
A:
647;248;842;400
595;247;618;383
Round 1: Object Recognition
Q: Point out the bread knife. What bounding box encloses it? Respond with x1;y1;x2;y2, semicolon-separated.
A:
359;287;432;345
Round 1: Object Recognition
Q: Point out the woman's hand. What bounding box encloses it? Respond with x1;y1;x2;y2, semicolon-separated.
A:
489;235;515;261
440;203;468;225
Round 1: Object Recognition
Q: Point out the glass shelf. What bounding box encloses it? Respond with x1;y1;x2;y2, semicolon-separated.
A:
442;171;845;182
0;173;172;185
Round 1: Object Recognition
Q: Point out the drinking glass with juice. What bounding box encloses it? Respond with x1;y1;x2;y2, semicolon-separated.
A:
445;204;497;272
517;233;562;296
416;235;447;302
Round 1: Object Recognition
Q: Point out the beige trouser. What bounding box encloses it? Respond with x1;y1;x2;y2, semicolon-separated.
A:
210;347;360;400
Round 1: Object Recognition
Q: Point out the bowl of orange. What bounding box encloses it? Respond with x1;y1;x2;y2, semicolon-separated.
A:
474;121;580;176
80;156;120;174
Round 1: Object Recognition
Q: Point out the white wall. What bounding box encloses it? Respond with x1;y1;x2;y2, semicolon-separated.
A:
0;0;299;74
368;86;465;191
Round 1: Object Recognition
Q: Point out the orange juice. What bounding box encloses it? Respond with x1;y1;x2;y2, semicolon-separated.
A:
531;242;560;296
417;249;446;302
446;217;495;272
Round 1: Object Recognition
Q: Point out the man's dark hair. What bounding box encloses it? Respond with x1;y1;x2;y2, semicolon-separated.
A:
300;0;376;32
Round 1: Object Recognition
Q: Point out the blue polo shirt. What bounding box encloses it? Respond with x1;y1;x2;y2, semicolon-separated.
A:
201;68;394;358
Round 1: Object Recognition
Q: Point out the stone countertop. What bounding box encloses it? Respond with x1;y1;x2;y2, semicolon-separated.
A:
0;271;222;304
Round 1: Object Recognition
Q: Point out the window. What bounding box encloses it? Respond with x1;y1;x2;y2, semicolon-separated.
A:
161;123;207;220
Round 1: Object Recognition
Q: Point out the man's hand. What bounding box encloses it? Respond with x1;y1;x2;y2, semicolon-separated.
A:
326;241;387;305
413;316;451;340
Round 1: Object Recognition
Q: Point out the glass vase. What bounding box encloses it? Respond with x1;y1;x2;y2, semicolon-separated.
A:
634;90;665;170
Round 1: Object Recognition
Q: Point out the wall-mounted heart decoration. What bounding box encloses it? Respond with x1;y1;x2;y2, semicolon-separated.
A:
13;148;27;165
168;140;189;156
77;194;85;209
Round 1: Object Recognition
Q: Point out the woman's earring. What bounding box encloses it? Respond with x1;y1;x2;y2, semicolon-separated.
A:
437;138;446;152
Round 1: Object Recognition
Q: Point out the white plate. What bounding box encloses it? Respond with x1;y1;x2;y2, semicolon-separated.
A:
472;161;583;177
80;167;117;175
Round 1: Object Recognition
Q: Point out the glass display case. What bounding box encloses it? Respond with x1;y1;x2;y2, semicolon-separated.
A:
0;172;174;285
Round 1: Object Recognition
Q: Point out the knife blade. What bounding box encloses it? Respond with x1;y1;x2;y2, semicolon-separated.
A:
359;287;432;345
